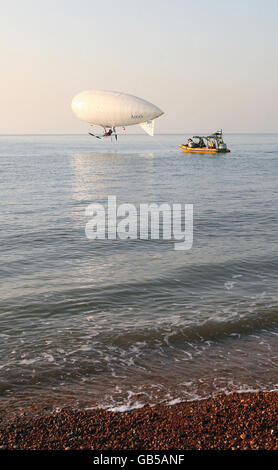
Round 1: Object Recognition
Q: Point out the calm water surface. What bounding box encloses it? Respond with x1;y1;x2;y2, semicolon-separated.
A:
0;133;278;413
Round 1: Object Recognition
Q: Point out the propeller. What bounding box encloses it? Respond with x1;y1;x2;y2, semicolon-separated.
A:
89;132;101;139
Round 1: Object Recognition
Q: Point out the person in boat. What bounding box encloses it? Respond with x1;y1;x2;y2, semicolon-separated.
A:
208;140;216;149
198;137;205;148
187;138;198;148
218;139;227;150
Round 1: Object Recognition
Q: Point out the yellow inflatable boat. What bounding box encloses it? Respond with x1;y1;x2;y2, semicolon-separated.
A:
180;130;230;154
180;145;230;154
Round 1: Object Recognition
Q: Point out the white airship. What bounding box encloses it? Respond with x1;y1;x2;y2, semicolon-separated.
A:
71;89;164;140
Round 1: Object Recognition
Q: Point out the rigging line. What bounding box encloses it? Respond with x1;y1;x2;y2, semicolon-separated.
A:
152;135;176;154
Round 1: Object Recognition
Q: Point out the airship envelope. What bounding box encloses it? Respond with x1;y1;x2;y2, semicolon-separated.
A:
71;89;164;136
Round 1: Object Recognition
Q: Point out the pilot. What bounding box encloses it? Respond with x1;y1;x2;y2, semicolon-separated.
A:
104;129;113;136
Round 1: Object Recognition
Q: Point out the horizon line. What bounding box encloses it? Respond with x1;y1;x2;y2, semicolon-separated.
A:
1;132;278;136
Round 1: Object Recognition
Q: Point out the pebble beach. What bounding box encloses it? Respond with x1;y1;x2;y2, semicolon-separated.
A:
0;392;277;450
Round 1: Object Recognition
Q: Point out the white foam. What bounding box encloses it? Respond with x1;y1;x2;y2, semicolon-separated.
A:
224;281;236;290
167;398;182;405
108;403;145;412
42;353;55;363
19;358;37;365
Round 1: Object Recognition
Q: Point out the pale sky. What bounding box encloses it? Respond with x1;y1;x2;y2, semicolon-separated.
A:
1;0;278;133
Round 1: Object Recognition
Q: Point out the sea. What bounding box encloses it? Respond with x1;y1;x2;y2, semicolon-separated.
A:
1;133;278;414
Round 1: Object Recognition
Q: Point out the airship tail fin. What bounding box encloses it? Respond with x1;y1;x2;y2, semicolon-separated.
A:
140;120;155;137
